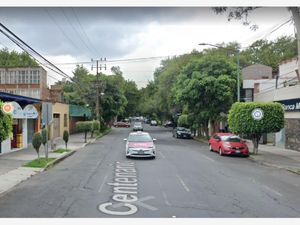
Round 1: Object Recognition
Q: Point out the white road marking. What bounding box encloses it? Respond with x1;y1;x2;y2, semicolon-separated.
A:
175;174;190;192
201;154;216;162
262;185;282;197
162;191;171;206
159;151;166;159
98;175;108;193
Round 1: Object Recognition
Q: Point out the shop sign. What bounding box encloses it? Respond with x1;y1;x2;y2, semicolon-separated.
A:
1;102;13;114
24;105;38;119
275;98;300;112
10;102;25;119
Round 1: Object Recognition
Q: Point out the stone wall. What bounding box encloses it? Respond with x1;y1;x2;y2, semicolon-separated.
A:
285;118;300;151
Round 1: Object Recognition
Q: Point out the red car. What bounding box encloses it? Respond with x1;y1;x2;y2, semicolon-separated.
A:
209;133;249;157
114;121;130;128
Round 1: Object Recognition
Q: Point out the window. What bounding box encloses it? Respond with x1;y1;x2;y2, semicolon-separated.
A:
25;71;29;84
0;71;3;84
64;114;68;127
20;70;26;84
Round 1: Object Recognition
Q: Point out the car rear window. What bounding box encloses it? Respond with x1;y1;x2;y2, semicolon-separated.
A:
128;134;152;142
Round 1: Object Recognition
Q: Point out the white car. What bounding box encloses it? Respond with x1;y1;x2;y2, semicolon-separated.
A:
150;120;157;126
124;132;156;159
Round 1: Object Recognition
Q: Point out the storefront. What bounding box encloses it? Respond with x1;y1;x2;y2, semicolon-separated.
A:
0;91;41;154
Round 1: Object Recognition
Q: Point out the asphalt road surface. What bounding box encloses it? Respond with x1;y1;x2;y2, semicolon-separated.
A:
0;124;300;218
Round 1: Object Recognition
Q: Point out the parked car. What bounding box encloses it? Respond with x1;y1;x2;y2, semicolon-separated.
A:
150;120;157;126
114;121;130;128
173;127;192;139
133;122;143;131
209;133;249;157
164;121;174;128
124;131;156;158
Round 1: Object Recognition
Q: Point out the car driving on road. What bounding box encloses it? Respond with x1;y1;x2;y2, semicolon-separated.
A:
209;133;249;157
173;127;192;139
124;132;156;158
133;122;143;131
113;121;130;128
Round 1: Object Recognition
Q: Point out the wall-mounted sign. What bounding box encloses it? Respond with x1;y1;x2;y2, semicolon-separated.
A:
275;98;300;112
252;108;264;120
9;102;24;119
2;102;13;114
24;105;38;119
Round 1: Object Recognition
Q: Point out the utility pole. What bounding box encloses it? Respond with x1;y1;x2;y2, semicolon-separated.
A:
91;58;106;122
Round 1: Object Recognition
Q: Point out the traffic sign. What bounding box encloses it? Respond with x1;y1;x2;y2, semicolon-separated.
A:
252;108;264;120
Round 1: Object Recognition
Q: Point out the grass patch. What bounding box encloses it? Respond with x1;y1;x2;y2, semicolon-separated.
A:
23;158;56;168
53;148;70;153
96;128;112;139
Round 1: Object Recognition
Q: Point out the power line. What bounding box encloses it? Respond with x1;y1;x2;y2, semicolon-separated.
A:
71;7;100;57
44;9;82;53
61;8;96;57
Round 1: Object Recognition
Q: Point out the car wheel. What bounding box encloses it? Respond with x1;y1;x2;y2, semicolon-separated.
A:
126;155;130;158
176;134;179;138
219;148;223;156
152;156;156;159
209;144;213;152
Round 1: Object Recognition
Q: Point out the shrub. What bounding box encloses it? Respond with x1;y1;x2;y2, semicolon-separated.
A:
0;101;13;153
228;102;284;154
91;120;100;138
41;128;48;146
76;121;92;143
32;132;42;159
63;130;69;150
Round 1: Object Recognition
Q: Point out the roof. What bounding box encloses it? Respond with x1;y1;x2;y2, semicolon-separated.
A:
69;104;92;118
0;91;41;105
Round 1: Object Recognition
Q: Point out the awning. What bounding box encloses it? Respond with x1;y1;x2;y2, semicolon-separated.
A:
69;104;92;118
0;91;41;105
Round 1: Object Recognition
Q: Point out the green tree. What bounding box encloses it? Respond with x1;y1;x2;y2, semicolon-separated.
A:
0;48;38;67
228;102;285;154
32;132;42;160
0;101;13;153
123;80;141;118
174;55;237;138
63;130;69;150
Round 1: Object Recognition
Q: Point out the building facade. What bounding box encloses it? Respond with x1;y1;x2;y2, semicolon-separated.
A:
0;91;41;154
0;67;49;100
254;58;300;151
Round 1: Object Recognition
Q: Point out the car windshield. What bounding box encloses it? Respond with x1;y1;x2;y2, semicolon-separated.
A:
134;122;142;126
221;136;241;142
128;134;152;142
177;127;185;131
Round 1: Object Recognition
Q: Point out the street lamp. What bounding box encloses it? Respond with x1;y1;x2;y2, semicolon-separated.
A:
198;43;241;102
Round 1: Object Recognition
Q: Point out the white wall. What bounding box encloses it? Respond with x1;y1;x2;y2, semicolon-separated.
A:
1;139;11;154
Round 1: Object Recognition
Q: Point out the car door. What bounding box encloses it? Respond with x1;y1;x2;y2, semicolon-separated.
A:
211;135;219;151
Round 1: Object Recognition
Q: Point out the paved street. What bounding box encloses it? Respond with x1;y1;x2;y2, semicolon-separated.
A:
0;125;300;218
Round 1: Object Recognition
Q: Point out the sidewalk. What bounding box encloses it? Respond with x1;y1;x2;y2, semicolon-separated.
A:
0;132;96;196
246;141;300;175
193;136;300;175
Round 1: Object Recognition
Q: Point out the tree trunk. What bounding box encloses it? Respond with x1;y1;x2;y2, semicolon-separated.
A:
65;142;67;150
251;134;261;155
290;7;300;82
84;131;87;143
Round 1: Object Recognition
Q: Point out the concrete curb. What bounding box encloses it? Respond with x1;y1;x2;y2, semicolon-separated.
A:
44;150;76;171
248;156;300;175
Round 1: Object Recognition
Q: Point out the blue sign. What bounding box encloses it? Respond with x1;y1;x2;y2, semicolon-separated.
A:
275;98;300;112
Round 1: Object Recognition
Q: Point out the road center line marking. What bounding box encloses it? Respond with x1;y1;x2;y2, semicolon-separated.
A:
175;174;190;192
262;185;282;196
98;175;108;193
159;151;166;159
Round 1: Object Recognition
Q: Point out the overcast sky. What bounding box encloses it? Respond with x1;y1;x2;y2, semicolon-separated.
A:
0;7;295;87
